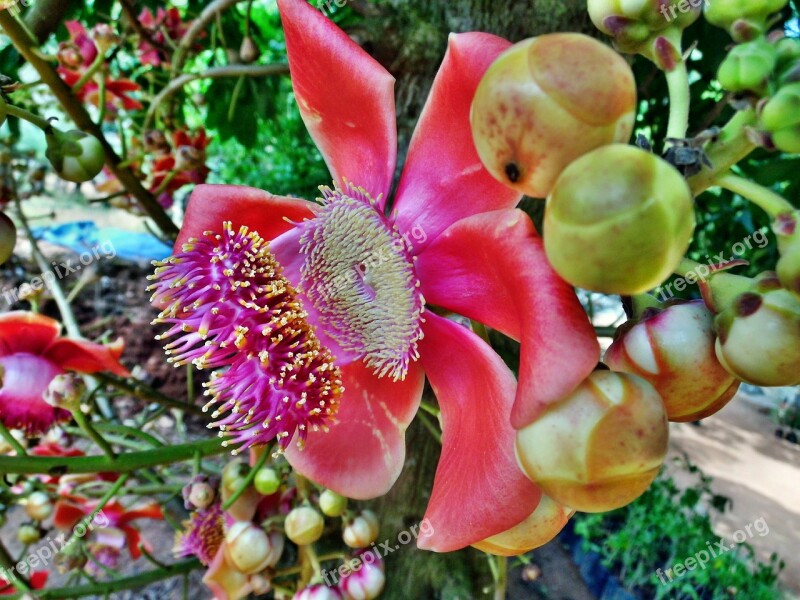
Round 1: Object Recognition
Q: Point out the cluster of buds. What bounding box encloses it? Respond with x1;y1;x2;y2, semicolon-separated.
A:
705;0;789;42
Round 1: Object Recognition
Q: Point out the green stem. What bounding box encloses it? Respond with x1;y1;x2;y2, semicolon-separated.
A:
0;422;26;456
72;410;116;460
0;437;233;475
714;172;795;217
63;474;130;552
417;411;442;444
688;109;758;197
222;445;269;510
665;58;691;143
419;401;440;418
3;560;200;599
72;53;105;93
493;555;507;600
1;100;52;131
0;539;31;593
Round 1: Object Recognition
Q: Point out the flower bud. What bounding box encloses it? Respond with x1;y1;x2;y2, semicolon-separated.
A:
588;0;701;55
544;144;695;295
319;489;348;517
715;273;800;386
253;467;281;496
185;480;216;510
470;33;636;198
224;521;284;575
516;371;668;512
44;374;85;412
294;584;343;600
718;39;777;94
25;492;53;521
143;130;171;154
472;494;574;556
240;36;260;64
339;552;386;600
221;460;259;521
705;0;789;41
775;212;800;295
92;24;120;55
285;506;325;546
0;210;16;266
57;43;84;70
45;130;105;183
174;146;205;172
343;510;379;548
606;301;740;421
761;82;800;154
18;524;41;544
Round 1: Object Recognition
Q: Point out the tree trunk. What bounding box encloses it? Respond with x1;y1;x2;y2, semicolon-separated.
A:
350;2;593;598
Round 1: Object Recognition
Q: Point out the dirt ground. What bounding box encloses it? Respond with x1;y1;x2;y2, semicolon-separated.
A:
669;394;800;598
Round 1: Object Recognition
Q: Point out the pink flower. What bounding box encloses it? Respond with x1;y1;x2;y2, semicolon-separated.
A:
0;312;129;436
174;503;225;566
138;8;192;67
57;21;143;112
150;0;599;552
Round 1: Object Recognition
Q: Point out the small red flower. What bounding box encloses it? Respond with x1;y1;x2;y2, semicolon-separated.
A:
0;312;129;436
0;571;47;595
138;8;192;67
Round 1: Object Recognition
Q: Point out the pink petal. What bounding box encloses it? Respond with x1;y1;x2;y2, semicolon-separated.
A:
44;338;130;377
284;359;424;499
277;0;397;203
0;311;61;356
176;184;318;250
391;33;520;252
0;354;68;435
415;210;599;429
417;313;540;552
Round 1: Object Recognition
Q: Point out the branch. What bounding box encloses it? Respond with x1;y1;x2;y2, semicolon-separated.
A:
24;0;76;43
0;12;180;239
119;0;170;56
172;0;244;74
145;63;289;127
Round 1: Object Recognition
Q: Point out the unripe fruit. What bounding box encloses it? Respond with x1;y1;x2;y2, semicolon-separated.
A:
224;521;284;574
187;482;216;510
319;489;348;517
472;494;574;556
343;510;380;548
588;0;701;54
25;492;53;521
285;506;325;546
0;211;16;266
544;144;695;295
761;82;800;154
253;468;281;496
715;274;800;386
240;36;260;64
516;371;668;512
470;33;636;198
606;301;740;421
45;130;105;183
18;524;41;544
340;555;386;600
717;39;777;94
705;0;789;41
775;212;800;296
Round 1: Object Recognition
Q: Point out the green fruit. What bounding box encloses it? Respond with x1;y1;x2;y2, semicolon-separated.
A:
253;468;281;496
0;211;16;266
544;144;695;295
775;212;800;296
319;489;348;517
717;39;777;94
46;130;105;183
761;82;800;153
705;0;789;41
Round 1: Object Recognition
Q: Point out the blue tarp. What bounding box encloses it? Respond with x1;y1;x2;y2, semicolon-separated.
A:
31;221;173;263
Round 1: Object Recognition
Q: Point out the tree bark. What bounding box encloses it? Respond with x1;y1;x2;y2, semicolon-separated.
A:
353;2;592;598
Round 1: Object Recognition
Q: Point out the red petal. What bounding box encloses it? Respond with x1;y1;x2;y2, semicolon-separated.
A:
277;0;397;203
43;338;130;377
176;184;318;250
415;210;599;428
391;33;520;252
53;499;87;530
417;313;540;552
284;360;424;499
116;503;164;525
0;311;61;356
